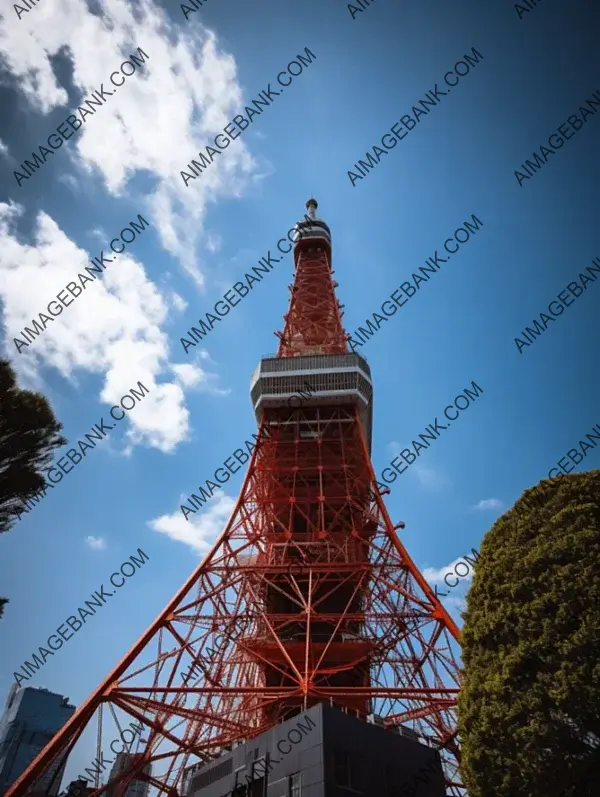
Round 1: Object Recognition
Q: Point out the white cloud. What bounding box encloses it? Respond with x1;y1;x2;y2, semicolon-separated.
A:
148;492;235;555
412;462;449;491
0;201;221;453
422;556;474;585
383;445;449;492
171;363;231;396
85;535;107;550
444;595;467;614
0;139;9;158
171;363;205;388
205;234;222;254
471;498;503;512
170;292;188;313
56;173;80;193
386;441;401;457
0;0;259;287
0;1;261;453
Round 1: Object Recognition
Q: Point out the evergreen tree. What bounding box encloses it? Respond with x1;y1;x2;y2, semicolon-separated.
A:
458;470;600;797
0;357;66;532
1;358;66;616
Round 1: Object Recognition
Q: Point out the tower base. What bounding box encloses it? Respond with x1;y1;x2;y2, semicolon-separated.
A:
183;704;446;797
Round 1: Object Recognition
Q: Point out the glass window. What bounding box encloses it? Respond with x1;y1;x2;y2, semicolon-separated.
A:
289;771;301;797
333;750;350;787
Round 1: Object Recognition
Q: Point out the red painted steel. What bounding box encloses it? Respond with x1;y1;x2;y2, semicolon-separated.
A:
8;206;464;797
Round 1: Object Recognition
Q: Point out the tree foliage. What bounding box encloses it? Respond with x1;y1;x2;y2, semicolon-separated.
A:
0;358;66;533
458;470;600;797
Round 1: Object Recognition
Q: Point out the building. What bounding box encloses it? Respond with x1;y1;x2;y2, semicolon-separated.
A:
0;684;75;795
61;778;95;797
105;753;151;797
183;703;446;797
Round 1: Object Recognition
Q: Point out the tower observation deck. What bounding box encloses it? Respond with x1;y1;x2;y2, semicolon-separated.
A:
7;200;465;797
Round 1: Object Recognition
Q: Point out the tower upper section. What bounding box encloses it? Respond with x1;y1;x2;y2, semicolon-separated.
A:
250;199;373;449
292;198;332;264
277;197;347;357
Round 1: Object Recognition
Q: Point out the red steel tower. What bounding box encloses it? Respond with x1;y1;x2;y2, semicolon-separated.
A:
8;199;464;797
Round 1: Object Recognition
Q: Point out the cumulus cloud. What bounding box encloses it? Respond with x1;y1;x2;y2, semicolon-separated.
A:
0;0;259;285
471;498;503;512
171;362;230;395
170;292;188;313
85;535;107;550
171;363;207;388
0;0;263;452
0;201;221;452
148;492;236;555
205;234;222;254
422;556;475;585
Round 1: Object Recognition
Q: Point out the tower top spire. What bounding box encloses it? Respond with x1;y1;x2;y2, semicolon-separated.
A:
306;197;318;219
292;197;331;262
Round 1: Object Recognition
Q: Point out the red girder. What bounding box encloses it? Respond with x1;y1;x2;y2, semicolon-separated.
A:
278;250;347;357
8;210;465;797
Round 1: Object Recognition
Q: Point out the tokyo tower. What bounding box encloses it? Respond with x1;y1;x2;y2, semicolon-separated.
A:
7;199;464;797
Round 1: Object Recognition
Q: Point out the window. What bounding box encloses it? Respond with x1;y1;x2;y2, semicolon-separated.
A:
253;756;266;777
333;751;367;792
289;772;301;797
333;750;351;787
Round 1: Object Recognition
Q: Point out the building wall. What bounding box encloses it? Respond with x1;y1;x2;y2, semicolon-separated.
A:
105;752;151;797
186;706;323;797
322;708;446;797
186;704;446;797
63;778;95;797
0;685;75;796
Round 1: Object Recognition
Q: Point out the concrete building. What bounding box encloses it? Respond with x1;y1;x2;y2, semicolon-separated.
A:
61;778;95;797
105;752;152;797
183;703;446;797
0;684;75;795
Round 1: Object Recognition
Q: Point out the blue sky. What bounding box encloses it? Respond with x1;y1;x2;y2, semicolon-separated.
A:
1;0;599;786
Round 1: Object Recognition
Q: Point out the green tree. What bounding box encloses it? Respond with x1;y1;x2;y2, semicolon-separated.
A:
0;357;66;532
458;470;600;797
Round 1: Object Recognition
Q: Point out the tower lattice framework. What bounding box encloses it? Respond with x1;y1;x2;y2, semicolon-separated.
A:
8;199;465;797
